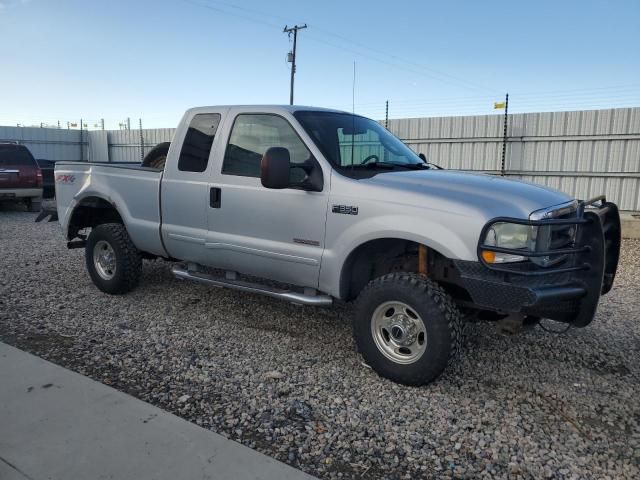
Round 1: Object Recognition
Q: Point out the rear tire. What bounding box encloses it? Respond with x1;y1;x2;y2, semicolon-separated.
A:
354;273;462;386
27;197;42;212
85;223;142;294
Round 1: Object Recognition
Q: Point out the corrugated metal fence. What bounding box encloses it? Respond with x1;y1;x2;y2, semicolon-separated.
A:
2;107;639;210
387;107;640;211
0;126;87;161
105;129;174;163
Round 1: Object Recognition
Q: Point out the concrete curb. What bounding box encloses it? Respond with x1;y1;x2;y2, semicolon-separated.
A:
0;342;317;480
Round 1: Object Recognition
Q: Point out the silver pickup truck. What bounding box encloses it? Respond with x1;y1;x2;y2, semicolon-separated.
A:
43;105;621;386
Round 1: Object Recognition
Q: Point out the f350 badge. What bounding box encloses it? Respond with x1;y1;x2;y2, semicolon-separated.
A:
332;205;359;215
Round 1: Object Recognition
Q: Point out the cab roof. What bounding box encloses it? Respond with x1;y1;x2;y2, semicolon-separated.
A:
185;105;354;116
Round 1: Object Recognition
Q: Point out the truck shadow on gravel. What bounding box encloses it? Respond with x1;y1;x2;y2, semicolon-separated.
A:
0;202;34;213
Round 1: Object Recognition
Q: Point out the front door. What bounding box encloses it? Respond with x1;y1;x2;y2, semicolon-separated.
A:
206;112;329;288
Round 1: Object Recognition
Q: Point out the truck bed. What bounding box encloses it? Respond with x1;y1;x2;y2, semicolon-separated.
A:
54;161;166;256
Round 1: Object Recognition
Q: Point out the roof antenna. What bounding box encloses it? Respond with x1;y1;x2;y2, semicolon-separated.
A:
351;61;356;175
352;61;356;115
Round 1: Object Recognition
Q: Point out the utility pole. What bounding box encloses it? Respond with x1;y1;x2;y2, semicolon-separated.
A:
284;24;307;105
500;93;509;177
100;118;105;131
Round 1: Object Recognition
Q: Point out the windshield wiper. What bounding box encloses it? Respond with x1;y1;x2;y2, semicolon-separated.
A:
403;163;430;170
363;161;429;170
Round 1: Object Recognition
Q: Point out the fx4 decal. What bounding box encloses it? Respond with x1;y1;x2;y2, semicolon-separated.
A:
55;174;76;184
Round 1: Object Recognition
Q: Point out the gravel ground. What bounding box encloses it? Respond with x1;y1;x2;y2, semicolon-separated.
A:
1;204;639;479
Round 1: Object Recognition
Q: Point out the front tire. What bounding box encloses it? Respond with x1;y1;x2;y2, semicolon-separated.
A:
354;273;462;386
85;223;142;294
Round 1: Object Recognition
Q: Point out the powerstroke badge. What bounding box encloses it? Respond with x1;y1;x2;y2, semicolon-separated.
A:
332;205;358;215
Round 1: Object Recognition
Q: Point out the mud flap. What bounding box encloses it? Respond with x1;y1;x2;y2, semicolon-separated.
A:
35;206;58;222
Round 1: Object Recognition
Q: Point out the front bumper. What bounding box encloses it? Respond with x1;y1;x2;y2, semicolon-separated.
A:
456;197;621;327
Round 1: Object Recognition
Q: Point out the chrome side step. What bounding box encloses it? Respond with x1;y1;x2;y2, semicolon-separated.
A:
171;265;333;307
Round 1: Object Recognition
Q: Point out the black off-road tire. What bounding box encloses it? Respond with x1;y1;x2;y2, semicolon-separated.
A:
85;223;142;294
354;273;462;386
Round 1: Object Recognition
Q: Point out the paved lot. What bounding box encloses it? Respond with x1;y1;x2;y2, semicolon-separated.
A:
1;205;639;479
0;342;316;480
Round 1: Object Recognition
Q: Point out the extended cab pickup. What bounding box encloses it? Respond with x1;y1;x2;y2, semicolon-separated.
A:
46;105;621;385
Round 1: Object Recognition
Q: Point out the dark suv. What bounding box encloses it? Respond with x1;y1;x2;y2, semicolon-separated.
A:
0;143;43;212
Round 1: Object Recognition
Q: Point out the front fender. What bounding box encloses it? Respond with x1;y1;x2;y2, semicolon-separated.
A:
319;210;484;298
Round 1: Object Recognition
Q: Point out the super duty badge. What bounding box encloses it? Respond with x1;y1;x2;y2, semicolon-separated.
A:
332;205;358;215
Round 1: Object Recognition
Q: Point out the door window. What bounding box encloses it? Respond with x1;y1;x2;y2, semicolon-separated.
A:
178;113;221;173
222;114;311;181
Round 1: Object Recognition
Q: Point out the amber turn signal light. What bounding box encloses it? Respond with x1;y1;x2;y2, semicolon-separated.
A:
481;250;496;263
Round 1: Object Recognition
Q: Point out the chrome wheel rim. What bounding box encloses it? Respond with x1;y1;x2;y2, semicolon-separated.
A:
371;301;427;364
93;240;116;280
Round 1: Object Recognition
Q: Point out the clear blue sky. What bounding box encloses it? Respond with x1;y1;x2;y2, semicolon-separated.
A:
1;0;639;129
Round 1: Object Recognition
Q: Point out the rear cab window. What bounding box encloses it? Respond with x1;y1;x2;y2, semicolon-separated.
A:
177;114;221;173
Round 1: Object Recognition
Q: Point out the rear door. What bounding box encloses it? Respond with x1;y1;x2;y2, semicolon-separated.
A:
160;109;228;264
205;110;330;288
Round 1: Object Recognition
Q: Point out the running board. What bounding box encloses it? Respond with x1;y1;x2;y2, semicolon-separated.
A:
171;265;333;306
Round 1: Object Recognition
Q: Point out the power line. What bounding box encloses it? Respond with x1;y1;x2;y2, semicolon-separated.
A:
180;0;640;104
337;87;640;110
198;0;495;93
309;25;493;93
303;32;496;94
180;0;498;94
351;93;640;115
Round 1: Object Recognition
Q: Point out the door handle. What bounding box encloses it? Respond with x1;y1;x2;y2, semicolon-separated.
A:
210;187;221;208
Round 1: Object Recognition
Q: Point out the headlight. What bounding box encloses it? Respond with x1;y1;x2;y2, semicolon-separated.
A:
482;222;533;263
481;201;579;266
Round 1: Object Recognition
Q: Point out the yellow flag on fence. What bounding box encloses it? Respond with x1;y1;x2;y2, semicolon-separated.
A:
494;102;506;109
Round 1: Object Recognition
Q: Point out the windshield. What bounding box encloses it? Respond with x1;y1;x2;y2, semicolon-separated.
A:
294;111;425;175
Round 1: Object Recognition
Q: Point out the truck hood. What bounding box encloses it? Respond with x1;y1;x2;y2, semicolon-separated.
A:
364;169;572;218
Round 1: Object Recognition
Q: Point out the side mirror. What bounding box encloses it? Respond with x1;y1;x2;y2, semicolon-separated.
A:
418;153;427;163
261;147;291;189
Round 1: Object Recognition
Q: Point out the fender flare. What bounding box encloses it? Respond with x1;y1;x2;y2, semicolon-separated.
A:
336;235;452;300
65;193;125;240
